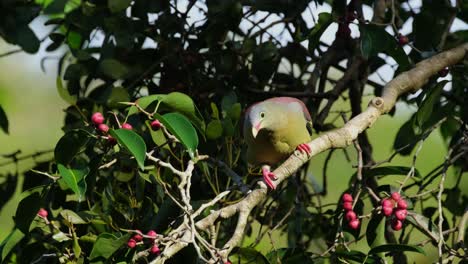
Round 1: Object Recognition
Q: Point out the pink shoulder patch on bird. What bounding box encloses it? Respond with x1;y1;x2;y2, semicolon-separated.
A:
265;97;311;121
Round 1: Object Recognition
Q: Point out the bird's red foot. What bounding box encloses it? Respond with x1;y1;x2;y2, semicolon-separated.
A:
296;143;311;155
262;166;276;189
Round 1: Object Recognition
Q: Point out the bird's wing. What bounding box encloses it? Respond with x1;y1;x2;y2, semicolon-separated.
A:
265;97;312;122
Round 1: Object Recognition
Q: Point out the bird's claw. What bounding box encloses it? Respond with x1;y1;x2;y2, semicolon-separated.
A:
296;143;312;156
262;167;277;189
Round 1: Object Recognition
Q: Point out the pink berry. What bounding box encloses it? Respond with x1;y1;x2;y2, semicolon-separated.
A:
343;201;353;211
394;209;408;221
98;123;109;134
224;262;231;264
439;67;449;77
391;192;401;202
127;239;137;248
397;34;409;45
345;211;357;222
381;198;393;208
147;230;157;239
151;119;162;131
397;199;408;209
342;193;353;203
91;112;105;125
150;245;160;254
348;219;360;230
37;208;48;218
107;135;117;145
391;218;403;231
382;206;393;217
133;234;143;242
122;123;133;130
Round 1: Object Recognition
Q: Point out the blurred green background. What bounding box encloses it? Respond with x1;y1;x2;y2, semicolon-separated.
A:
0;34;466;263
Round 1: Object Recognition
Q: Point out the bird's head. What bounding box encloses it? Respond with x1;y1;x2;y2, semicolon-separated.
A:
247;102;280;138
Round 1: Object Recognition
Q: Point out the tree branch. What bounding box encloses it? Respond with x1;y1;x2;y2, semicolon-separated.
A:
152;42;468;263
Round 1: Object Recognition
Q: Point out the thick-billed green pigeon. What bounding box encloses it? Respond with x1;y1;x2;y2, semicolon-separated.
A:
244;97;313;189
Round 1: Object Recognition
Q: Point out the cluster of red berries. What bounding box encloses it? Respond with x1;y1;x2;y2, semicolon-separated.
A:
127;230;160;255
91;112;163;143
381;192;408;231
342;193;360;230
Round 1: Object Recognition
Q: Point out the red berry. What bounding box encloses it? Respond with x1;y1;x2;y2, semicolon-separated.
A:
348;219;360;229
336;23;351;38
147;230;157;239
391;192;401;202
397;199;408;209
381;198;393;208
382;206;393;217
37;208;48;218
342;193;353;203
107;135;117;145
438;67;449;77
343;201;353;211
345;211;357;222
127;239;137;248
224;262;231;264
151;119;162;131
394;209;408;220
345;12;357;22
122;123;133;130
150;245;160;254
91;112;105;125
397;34;409;45
133;234;143;242
391;218;403;231
98;123;109;134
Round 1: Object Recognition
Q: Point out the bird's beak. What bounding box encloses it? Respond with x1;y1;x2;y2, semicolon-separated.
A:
252;121;263;138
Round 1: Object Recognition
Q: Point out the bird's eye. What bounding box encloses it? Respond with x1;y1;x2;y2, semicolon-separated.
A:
260;112;265;118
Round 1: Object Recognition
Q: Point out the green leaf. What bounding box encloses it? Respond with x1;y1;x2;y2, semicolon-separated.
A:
366;214;386;249
107;86;130;108
127;92;205;136
14;192;42;233
0;105;9;134
127;94;164;116
54;129;89;165
15;26;40;53
109;129;147;170
406;211;440;240
60;209;87;224
230;247;270;264
108;0;132;13
67;31;82;50
252;41;280;82
160;92;206;135
89;233;129;260
334;250;378;263
99;59;129;79
52;231;72;242
0;229;25;261
57;164;89;202
361;166;421;179
206;120;223;140
393;117;417;155
57;77;77;104
266;248;314;264
369;244;425;255
155;112;199;157
360;24;411;70
308;12;333;51
414;81;448;133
